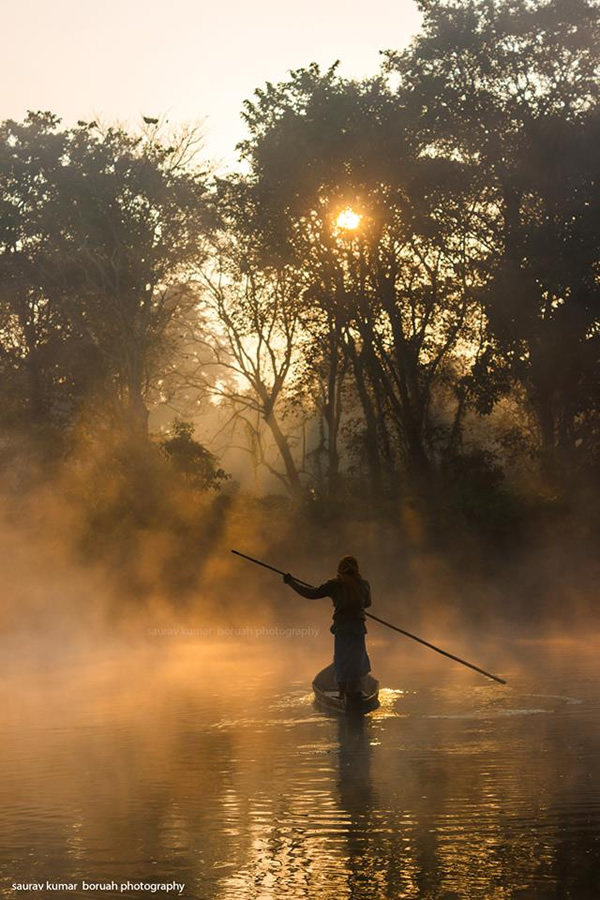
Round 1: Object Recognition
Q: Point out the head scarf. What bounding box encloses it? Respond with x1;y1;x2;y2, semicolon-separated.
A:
337;555;360;578
336;555;362;610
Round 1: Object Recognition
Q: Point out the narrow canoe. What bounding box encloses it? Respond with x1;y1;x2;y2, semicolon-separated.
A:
312;663;380;714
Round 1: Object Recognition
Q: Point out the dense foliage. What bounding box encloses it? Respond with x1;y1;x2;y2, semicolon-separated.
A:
1;0;599;543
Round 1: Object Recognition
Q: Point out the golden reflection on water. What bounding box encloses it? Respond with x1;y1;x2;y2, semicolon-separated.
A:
1;638;599;899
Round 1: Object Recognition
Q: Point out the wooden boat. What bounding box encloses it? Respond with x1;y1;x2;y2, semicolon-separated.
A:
312;663;380;714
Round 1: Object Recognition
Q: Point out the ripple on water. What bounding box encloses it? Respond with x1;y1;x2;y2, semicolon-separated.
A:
1;641;600;900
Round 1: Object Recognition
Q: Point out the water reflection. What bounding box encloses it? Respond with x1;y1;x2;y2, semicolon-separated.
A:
336;716;379;899
1;639;600;899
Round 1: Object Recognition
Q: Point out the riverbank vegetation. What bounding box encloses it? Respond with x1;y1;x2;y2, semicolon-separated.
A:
2;0;599;617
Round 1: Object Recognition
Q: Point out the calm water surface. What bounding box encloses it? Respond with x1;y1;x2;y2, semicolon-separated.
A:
1;636;599;900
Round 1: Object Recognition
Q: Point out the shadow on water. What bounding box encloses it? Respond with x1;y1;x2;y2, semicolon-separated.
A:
315;663;600;900
334;713;437;900
335;716;381;897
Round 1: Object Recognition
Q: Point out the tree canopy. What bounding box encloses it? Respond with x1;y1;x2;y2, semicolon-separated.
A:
1;0;599;516
0;113;210;435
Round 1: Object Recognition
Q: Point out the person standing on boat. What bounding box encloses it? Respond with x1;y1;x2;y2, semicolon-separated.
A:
283;555;372;706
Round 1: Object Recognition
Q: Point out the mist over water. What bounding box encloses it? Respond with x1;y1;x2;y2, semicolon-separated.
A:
1;632;600;900
2;0;600;894
2;464;600;900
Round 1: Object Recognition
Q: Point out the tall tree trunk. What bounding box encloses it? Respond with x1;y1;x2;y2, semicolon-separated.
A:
323;318;344;498
535;389;558;483
20;304;45;422
347;336;383;497
263;408;303;496
123;344;149;435
127;384;149;435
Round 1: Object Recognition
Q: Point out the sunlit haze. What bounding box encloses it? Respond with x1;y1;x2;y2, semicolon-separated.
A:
336;207;363;230
4;1;600;894
3;0;421;167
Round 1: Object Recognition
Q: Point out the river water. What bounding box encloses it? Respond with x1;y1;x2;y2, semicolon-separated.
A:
1;634;599;900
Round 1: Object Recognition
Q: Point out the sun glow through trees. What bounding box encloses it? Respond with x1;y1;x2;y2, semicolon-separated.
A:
336;207;362;230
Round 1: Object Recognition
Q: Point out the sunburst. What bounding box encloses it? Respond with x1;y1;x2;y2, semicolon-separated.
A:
336;207;362;230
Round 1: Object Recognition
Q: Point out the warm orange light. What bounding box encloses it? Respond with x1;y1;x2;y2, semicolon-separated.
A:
336;207;362;230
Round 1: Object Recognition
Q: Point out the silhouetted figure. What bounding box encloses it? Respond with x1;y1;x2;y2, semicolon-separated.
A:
283;556;372;708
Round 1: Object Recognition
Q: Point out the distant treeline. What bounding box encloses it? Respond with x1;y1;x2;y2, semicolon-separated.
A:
1;0;599;534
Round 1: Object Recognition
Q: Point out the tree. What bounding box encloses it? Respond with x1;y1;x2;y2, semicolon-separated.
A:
0;112;102;427
160;419;229;491
0;112;211;436
191;216;306;496
385;0;600;477
237;64;489;493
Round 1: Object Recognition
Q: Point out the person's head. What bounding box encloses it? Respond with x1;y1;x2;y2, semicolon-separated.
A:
337;555;360;578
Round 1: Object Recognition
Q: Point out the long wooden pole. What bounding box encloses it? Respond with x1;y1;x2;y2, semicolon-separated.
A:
230;550;507;685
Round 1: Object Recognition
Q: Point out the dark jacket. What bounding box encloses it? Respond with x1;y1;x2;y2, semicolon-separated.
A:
287;576;371;633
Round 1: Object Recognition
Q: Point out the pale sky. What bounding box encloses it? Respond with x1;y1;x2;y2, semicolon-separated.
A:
3;0;421;167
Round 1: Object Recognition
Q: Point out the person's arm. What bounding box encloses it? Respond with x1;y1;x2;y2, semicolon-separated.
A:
283;574;332;600
363;580;372;609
